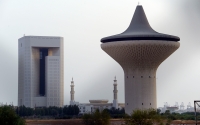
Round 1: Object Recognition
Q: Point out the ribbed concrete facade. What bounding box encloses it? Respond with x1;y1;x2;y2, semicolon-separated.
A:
101;40;180;114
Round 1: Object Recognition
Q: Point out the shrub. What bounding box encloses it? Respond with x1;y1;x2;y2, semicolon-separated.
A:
0;105;25;125
82;109;110;125
125;108;169;125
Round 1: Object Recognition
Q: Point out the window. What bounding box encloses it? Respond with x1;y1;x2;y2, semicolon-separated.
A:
150;103;151;105
141;76;143;78
127;103;128;105
149;76;151;78
133;76;134;78
40;52;42;59
142;103;143;105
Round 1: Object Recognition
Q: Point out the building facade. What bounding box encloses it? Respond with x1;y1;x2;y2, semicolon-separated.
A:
78;100;125;114
18;36;64;108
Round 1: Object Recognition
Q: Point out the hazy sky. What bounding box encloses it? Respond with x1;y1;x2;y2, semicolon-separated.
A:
0;0;200;108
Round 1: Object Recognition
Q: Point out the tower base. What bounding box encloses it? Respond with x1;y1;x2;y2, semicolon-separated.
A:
101;40;180;114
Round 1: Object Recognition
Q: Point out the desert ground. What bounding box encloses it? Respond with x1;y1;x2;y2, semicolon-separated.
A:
26;119;200;125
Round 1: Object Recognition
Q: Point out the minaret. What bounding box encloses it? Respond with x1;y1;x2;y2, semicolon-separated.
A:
70;78;75;105
113;76;118;109
101;5;180;114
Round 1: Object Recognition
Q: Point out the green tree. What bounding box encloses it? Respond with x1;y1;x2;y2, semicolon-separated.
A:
82;109;110;125
63;105;79;116
105;107;125;118
125;109;166;125
0;105;25;125
164;110;170;116
157;109;161;114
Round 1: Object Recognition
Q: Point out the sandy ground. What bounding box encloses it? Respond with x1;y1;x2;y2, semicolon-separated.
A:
26;119;124;125
26;119;200;125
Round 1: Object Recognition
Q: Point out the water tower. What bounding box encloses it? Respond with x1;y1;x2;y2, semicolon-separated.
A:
101;5;180;114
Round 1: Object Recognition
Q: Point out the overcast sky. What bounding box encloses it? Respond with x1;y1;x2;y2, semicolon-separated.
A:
0;0;200;108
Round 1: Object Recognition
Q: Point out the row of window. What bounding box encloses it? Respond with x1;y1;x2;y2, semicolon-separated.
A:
127;103;152;105
49;62;59;64
127;76;156;78
48;74;59;76
48;65;59;67
47;102;60;106
80;107;85;109
48;71;60;73
48;68;60;71
29;37;60;39
49;59;59;61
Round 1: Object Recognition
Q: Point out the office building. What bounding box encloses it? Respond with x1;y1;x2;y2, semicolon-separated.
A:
18;36;64;108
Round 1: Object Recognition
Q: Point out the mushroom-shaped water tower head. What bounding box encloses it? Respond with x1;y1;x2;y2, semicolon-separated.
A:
101;5;180;114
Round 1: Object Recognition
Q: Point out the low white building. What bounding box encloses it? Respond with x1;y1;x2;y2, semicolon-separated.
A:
78;100;125;114
69;77;125;114
158;102;194;114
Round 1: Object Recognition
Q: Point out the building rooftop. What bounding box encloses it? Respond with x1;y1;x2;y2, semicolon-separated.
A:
18;35;63;40
101;5;180;43
89;100;109;104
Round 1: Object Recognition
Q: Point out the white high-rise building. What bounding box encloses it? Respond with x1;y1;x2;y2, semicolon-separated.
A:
18;36;64;108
